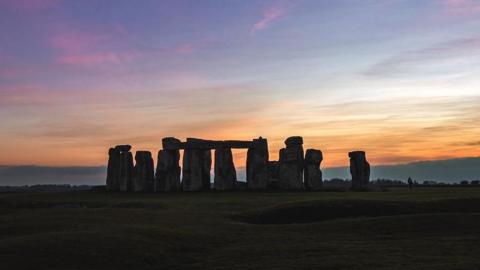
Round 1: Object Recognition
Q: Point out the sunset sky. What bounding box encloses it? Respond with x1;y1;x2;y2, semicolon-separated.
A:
1;0;479;170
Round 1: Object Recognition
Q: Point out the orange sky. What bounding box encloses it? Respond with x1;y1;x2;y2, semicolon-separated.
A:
1;89;478;168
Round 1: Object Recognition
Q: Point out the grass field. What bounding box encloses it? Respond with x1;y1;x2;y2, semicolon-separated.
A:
1;187;480;270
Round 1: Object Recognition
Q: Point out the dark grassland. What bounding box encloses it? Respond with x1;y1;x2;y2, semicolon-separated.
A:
1;187;479;270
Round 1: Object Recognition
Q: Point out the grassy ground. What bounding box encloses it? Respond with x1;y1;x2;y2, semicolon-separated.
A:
1;187;479;270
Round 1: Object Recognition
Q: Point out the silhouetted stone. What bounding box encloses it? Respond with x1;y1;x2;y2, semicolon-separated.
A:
118;151;134;191
182;138;253;150
214;147;237;190
246;137;269;189
155;149;181;191
106;148;120;191
304;149;323;190
285;136;303;147
182;149;211;191
162;137;183;150
278;136;304;190
132;151;154;192
201;150;212;189
349;151;370;190
106;145;133;192
115;145;132;152
268;161;279;189
185;138;219;149
223;140;252;149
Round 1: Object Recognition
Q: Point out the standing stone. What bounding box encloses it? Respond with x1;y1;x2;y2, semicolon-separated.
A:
304;149;323;190
246;137;269;189
106;148;120;191
267;161;280;189
118;150;134;191
106;145;133;192
349;151;370;190
201;150;212;189
214;147;237;190
155;149;181;191
132;151;154;192
278;136;304;190
182;149;212;191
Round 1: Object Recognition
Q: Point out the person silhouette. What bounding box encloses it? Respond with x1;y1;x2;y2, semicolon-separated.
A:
408;177;413;189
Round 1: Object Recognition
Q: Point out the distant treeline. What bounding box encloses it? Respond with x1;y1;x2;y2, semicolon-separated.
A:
323;178;480;188
0;185;98;193
1;180;479;193
1;157;479;186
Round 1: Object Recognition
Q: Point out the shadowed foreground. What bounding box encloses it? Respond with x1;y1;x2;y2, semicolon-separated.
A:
1;188;480;270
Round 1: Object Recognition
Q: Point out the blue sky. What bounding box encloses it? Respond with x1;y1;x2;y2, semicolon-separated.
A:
0;0;479;168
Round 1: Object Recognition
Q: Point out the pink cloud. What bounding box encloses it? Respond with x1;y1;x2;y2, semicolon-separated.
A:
251;1;297;34
0;84;126;107
174;44;196;54
0;0;57;11
444;0;480;16
57;51;140;66
50;25;139;67
0;67;34;79
50;32;110;53
172;38;214;54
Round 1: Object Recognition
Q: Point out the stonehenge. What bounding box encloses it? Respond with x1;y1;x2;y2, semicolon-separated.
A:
155;149;181;191
133;151;154;192
182;148;212;191
267;161;280;189
106;136;370;192
214;147;237;190
278;136;305;189
246;137;269;189
349;151;370;190
106;148;119;191
304;149;323;190
155;137;181;191
106;145;134;191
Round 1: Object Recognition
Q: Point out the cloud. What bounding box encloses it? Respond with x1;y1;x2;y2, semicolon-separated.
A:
0;84;124;107
50;32;110;53
174;44;196;54
251;0;298;34
364;35;480;77
0;66;35;80
57;51;140;66
452;140;480;146
49;25;139;67
443;0;480;16
0;0;57;11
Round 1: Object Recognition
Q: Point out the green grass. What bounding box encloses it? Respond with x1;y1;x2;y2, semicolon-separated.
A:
1;187;479;270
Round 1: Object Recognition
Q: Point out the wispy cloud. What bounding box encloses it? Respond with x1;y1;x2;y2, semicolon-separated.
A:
174;43;196;54
50;31;110;53
443;0;480;16
0;0;57;11
49;25;139;67
251;0;298;34
452;140;480;146
57;51;140;66
364;36;480;77
0;66;35;80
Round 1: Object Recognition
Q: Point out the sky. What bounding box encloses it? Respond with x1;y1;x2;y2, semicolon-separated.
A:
1;0;480;172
